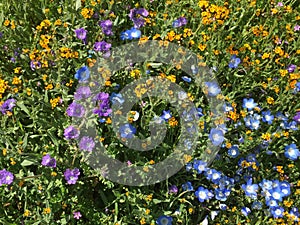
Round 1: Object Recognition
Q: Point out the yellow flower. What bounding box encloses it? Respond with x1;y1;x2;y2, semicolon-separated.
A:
261;133;271;141
23;210;30;217
2;148;7;156
261;53;270;59
14;67;22;74
198;44;207;51
145;194;153;201
43;208;51;214
140;218;146;225
145;209;150;215
54;19;62;26
166;75;176;83
51;172;57;176
168;117;178;127
183;154;192;163
267;97;274;105
4;20;10;26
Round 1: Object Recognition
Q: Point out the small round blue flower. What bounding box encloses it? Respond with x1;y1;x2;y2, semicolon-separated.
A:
156;215;173;225
75;66;90;82
119;124;136;139
209;128;224;146
284;143;300;161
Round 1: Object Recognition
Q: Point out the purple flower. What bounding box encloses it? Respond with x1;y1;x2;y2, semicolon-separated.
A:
41;154;57;168
66;102;85;117
293;111;300;124
172;17;188;28
64;126;80;140
129;8;148;28
75;28;87;40
294;24;300;32
74;86;91;100
287;64;297;73
79;136;95;152
136;8;149;17
93;103;112;117
73;211;82;220
168;185;178;194
30;60;41;70
94;41;111;52
0;169;14;186
1;98;16;114
0;32;3;38
64;168;80;185
99;20;113;36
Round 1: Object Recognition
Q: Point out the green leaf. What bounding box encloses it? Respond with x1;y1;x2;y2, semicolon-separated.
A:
75;0;81;10
16;101;31;116
21;158;37;167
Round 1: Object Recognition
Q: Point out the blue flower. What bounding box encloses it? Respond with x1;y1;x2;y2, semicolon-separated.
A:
289;207;299;222
241;178;259;199
223;103;233;112
252;201;263;210
205;82;221;97
182;181;194;191
195;186;214;202
284;143;300;161
75;66;90;82
241;207;251;217
242;98;257;110
228;145;239;158
209;128;224;146
161;110;172;121
280;181;291;197
270;206;284;218
215;188;231;201
120;27;141;40
197;108;204;117
262;110;274;124
219;204;227;210
228;55;241;68
156;215;173;225
181;76;192;82
193;160;208;174
119;124;136;138
110;92;124;105
244;114;261;130
269;187;284;202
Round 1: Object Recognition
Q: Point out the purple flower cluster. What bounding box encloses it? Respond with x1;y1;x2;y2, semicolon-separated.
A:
66;101;85;117
93;92;112;117
1;98;16;114
75;28;88;44
30;60;41;70
64;125;80;140
172;17;188;28
74;86;91;100
99;20;113;36
41;154;57;168
79;136;95;152
0;169;14;186
129;8;149;28
94;41;111;56
64;168;80;185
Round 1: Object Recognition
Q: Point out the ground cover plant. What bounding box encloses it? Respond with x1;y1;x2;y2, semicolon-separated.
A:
0;0;300;224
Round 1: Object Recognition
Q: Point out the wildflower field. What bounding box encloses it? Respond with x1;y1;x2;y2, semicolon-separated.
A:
1;0;300;224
